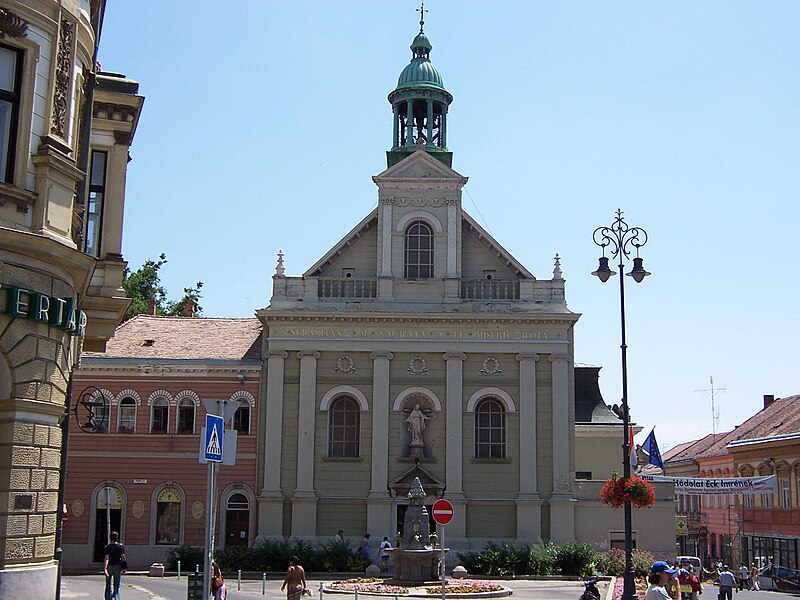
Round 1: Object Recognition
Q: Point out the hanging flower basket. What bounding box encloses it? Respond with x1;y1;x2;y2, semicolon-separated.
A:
600;473;656;508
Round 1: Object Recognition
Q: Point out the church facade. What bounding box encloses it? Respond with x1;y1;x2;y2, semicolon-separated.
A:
256;24;675;553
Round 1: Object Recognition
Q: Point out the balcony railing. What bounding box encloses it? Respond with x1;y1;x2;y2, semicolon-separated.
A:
460;279;520;301
317;278;378;299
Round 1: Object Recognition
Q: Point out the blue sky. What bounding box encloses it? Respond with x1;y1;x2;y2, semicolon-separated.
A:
98;2;800;452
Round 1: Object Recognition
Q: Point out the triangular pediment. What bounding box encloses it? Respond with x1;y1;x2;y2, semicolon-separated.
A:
461;211;536;279
304;209;378;277
389;464;445;500
374;149;468;185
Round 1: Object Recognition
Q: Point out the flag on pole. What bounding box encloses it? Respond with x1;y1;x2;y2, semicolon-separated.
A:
629;425;638;469
641;428;664;469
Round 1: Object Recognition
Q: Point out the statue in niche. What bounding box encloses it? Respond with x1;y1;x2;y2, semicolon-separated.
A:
405;403;429;450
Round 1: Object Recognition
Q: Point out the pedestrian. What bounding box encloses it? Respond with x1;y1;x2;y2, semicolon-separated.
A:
717;565;735;600
380;536;393;573
358;533;372;564
738;564;750;591
645;560;681;600
281;555;307;600
210;561;227;600
750;564;760;591
335;530;344;543
103;531;127;600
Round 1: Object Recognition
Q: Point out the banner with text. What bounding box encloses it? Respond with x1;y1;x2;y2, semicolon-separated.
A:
642;474;777;495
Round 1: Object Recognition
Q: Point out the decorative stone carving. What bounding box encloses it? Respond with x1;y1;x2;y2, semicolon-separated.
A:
382;196;456;207
71;499;84;518
407;356;428;375
131;500;145;519
191;501;204;519
0;9;28;38
51;19;74;140
333;355;357;374
480;357;502;376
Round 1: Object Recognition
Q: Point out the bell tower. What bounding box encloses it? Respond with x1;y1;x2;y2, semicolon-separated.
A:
387;4;453;168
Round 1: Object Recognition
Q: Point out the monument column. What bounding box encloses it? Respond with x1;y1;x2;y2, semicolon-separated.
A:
443;352;467;544
548;354;575;542
367;351;394;537
259;350;287;536
515;353;542;541
292;351;320;536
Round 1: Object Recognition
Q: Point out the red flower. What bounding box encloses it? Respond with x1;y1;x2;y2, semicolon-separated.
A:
601;474;656;509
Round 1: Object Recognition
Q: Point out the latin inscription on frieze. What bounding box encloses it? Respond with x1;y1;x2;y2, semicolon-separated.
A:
271;326;551;341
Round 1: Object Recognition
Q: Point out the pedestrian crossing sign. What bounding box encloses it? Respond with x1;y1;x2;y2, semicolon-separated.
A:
204;414;224;462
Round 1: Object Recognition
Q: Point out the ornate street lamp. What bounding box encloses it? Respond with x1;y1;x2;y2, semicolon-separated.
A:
592;208;650;600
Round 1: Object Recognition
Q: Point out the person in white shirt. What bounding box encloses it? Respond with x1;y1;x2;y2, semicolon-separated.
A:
379;536;393;573
739;564;751;591
645;561;680;600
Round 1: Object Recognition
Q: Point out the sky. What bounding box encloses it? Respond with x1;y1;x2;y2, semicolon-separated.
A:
97;2;800;452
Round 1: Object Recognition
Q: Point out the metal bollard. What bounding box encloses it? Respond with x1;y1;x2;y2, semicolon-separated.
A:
355;590;358;600
238;570;242;591
319;581;325;600
262;572;266;595
177;560;181;580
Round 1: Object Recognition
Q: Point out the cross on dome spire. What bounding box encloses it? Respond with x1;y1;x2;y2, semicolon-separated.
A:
416;1;427;33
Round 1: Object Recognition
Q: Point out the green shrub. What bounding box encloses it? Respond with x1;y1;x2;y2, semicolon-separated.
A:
594;548;656;578
553;542;596;577
251;537;293;571
631;549;656;577
457;542;529;576
216;545;258;572
318;539;359;571
164;546;205;571
527;541;557;576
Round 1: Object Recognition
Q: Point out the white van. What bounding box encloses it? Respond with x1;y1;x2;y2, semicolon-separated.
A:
678;556;703;576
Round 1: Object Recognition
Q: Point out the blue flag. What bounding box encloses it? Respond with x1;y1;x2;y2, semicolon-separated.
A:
641;428;664;469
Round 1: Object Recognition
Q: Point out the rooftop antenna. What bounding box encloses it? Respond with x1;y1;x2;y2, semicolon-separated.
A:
694;375;726;435
416;1;427;33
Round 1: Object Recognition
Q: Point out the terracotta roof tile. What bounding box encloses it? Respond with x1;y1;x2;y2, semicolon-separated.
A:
85;315;262;361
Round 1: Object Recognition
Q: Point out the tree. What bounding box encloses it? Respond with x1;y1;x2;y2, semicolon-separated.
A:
122;253;203;319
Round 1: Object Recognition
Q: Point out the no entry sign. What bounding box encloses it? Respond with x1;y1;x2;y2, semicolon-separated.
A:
432;499;454;525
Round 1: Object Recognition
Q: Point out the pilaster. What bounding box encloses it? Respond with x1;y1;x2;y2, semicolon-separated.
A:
549;354;572;497
259;350;287;537
367;351;394;536
292;351;320;536
443;352;466;544
515;352;541;541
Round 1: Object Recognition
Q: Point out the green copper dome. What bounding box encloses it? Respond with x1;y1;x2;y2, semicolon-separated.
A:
396;58;445;90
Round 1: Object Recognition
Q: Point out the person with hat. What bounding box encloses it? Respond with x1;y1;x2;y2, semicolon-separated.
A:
646;561;681;600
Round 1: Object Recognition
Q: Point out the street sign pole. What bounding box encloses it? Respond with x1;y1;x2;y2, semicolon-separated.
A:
440;524;446;600
431;499;454;600
202;413;224;599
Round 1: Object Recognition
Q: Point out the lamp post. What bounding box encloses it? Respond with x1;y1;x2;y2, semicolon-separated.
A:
592;208;650;600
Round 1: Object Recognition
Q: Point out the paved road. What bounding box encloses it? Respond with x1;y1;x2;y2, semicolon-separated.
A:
61;575;790;600
60;575;610;600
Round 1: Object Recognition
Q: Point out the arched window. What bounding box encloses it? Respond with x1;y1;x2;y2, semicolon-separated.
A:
328;396;360;457
404;221;434;278
475;398;506;459
151;398;169;433
176;399;195;434
117;397;136;433
233;400;250;435
154;487;181;545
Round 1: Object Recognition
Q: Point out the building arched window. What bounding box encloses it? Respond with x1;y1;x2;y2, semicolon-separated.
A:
117;397;136;433
151;398;169;433
176;398;195;434
404;221;434;278
328;396;360;457
475;398;506;459
154;486;182;545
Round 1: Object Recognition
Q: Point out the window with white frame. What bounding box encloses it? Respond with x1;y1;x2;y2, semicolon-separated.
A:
0;44;21;183
475;397;506;459
328;396;359;457
781;479;790;509
745;493;753;509
150;398;169;433
763;492;773;509
117;397;136;433
176;399;195;434
404;221;434;278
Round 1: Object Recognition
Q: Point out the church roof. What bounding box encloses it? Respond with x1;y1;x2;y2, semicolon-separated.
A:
83;315;262;361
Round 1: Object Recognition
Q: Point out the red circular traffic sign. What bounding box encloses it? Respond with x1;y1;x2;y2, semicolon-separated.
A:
432;499;454;525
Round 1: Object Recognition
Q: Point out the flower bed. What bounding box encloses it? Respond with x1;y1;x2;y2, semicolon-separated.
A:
612;576;648;600
424;580;506;594
327;578;409;594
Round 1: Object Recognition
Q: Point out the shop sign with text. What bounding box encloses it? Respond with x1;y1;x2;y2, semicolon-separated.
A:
1;283;86;336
